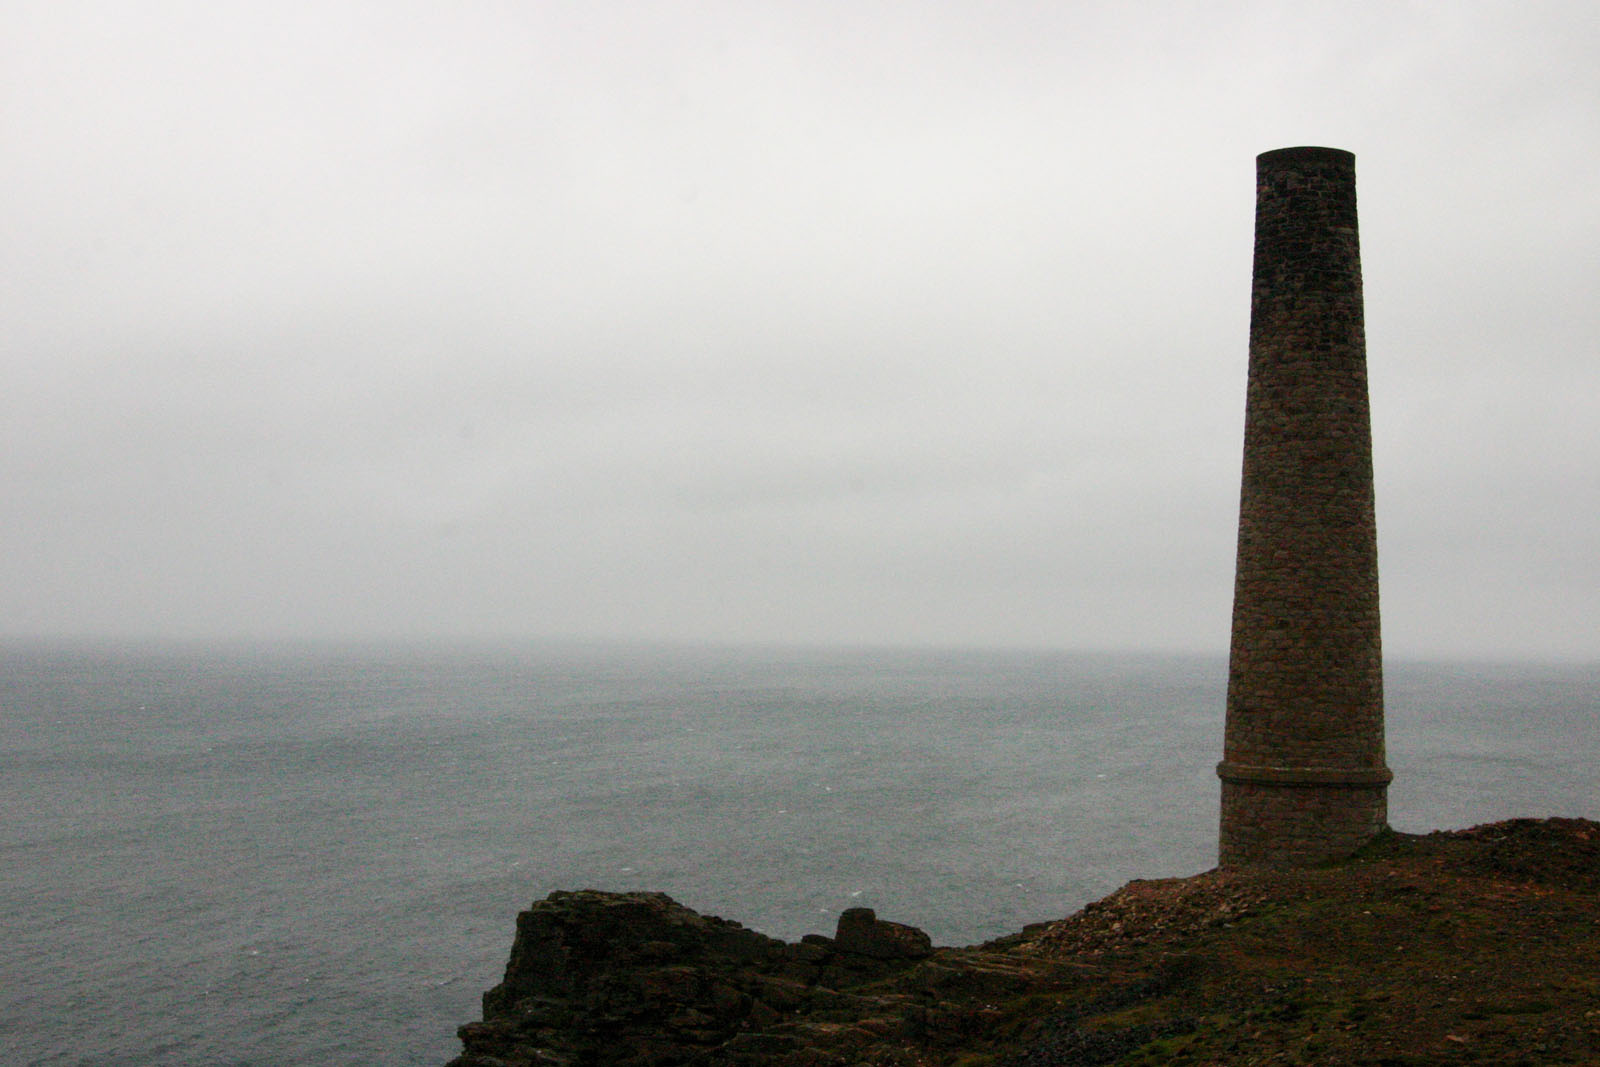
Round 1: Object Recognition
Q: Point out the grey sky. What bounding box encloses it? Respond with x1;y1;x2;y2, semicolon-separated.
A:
4;1;1596;659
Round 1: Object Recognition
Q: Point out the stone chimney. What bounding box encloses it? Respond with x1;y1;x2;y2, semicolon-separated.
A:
1218;147;1391;867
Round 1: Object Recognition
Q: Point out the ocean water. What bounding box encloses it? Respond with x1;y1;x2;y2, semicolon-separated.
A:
1;640;1595;1067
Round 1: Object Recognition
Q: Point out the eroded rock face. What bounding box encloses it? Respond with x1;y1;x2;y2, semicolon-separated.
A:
449;890;937;1067
832;907;933;960
482;890;784;1015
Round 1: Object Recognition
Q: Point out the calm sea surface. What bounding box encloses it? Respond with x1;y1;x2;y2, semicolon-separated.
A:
1;640;1595;1066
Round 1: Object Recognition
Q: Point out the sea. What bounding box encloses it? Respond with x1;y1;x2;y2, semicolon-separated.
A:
2;639;1596;1067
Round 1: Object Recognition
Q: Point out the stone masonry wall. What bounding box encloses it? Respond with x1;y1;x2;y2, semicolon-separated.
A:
1219;147;1391;867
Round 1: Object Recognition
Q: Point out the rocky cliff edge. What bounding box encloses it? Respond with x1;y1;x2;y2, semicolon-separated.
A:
449;817;1600;1066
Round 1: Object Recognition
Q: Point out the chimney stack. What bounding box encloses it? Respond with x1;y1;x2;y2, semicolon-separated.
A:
1218;147;1391;867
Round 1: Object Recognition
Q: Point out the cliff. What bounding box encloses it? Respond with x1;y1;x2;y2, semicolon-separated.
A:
448;817;1600;1066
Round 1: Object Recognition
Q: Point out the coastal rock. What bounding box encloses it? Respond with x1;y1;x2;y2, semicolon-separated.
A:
831;906;932;960
454;890;784;1067
449;890;938;1067
450;819;1600;1067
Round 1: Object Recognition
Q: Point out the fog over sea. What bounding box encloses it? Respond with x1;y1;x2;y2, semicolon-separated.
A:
3;640;1596;1066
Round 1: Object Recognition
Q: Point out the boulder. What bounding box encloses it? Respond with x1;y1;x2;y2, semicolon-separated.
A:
832;907;933;960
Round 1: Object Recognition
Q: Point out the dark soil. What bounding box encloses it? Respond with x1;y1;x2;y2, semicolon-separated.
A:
985;818;1600;1066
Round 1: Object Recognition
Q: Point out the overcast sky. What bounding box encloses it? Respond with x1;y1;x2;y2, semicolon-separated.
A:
3;1;1596;660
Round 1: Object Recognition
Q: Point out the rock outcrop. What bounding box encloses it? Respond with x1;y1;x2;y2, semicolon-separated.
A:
450;819;1600;1066
451;892;947;1067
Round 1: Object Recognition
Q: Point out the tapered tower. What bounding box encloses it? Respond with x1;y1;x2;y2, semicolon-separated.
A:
1218;147;1391;867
